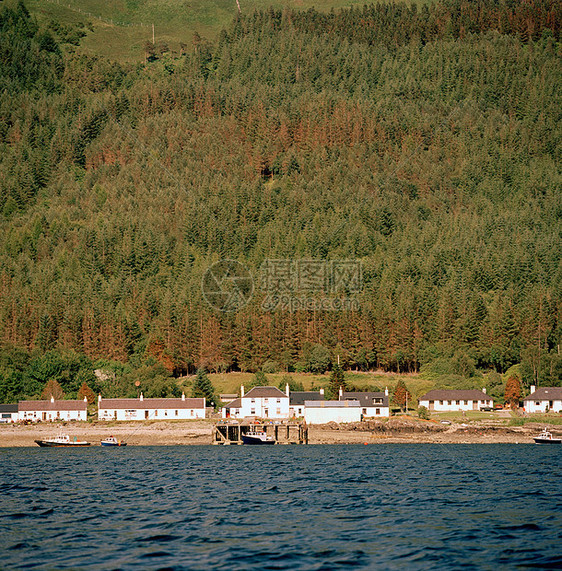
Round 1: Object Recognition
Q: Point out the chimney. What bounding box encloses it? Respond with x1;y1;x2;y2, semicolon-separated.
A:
182;392;185;401
241;385;245;398
98;393;102;404
339;386;343;399
83;396;88;403
50;395;55;403
140;392;144;401
384;386;389;396
482;388;486;394
530;385;536;395
319;388;324;396
285;383;290;397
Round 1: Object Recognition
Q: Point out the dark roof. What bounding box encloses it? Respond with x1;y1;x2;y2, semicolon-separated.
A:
99;397;205;410
290;391;324;405
341;392;389;407
19;399;87;411
523;387;562;401
419;390;492;401
305;400;361;408
243;386;288;399
0;404;18;413
225;397;242;410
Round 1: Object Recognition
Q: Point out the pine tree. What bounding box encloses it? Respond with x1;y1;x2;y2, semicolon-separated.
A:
191;368;216;408
328;363;346;399
392;380;410;412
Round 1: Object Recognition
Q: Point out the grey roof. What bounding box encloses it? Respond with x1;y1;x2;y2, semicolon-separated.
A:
243;386;288;399
19;399;87;411
341;392;389;407
225;397;242;409
0;404;18;413
305;400;361;408
290;391;324;405
99;398;205;410
523;387;562;402
419;390;492;401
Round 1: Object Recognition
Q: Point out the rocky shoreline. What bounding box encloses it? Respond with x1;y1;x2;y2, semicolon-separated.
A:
1;418;558;447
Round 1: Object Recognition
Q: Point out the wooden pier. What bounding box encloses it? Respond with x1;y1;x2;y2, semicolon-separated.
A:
212;421;308;445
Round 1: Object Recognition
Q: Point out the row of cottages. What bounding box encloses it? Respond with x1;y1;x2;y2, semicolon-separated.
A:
418;389;493;412
523;386;562;413
222;385;390;423
97;393;206;421
19;396;88;422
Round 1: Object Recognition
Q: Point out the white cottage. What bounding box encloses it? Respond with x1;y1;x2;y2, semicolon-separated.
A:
97;393;206;421
418;389;493;412
340;389;390;418
18;396;88;422
523;386;562;413
223;386;290;419
304;400;362;424
0;404;19;423
289;390;325;418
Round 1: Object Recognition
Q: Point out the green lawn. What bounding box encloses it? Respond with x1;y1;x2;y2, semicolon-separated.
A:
26;0;432;62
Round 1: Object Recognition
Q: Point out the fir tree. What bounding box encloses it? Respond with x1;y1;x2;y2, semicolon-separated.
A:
191;368;216;408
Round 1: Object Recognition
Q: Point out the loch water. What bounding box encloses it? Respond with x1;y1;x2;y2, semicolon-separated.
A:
1;444;561;570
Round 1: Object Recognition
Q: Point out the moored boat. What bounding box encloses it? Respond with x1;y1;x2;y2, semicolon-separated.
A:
533;428;561;444
241;431;275;445
101;436;127;447
35;434;91;447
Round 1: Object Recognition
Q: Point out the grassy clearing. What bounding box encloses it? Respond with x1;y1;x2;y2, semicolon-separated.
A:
509;414;562;426
26;0;431;62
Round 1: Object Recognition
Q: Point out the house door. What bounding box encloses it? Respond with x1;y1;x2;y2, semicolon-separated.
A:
42;412;46;420
264;409;269;418
145;410;149;419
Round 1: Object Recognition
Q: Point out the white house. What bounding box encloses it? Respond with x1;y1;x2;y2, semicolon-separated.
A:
289;390;325;418
340;389;390;418
98;393;206;421
0;404;19;423
523;386;562;413
304;400;362;424
223;386;290;419
18;396;88;422
418;389;493;412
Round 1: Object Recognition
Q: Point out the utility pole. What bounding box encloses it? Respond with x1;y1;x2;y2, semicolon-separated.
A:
235;0;241;13
152;23;155;45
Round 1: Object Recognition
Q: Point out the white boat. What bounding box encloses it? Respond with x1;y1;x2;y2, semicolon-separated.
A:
533;428;561;444
241;431;275;445
101;436;127;447
35;434;91;447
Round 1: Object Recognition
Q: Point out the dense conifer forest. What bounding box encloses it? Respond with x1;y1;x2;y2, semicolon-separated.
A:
0;0;560;402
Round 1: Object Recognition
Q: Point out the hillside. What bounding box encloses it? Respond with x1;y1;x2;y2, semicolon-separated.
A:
0;0;560;403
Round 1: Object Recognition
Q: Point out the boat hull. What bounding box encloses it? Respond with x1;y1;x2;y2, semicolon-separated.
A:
101;441;127;446
533;437;561;444
241;434;275;445
34;440;91;447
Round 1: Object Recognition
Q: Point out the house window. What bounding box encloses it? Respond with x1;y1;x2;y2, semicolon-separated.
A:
276;408;281;415
277;399;281;404
440;401;444;405
456;401;460;405
155;410;158;416
362;408;367;415
264;398;269;404
251;408;255;415
536;402;540;406
191;410;194;416
251;399;255;404
376;408;380;415
175;410;178;416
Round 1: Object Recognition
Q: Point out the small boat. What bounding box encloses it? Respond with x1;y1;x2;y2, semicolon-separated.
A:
35;434;91;447
533;428;561;444
241;431;275;445
101;436;127;447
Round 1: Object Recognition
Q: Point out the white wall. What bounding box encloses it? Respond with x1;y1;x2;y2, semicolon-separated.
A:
419;399;493;412
20;410;86;422
98;407;205;421
240;396;290;419
362;406;390;418
304;406;361;424
526;400;562;414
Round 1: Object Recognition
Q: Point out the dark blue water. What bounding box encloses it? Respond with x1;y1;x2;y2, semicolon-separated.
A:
1;444;561;570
